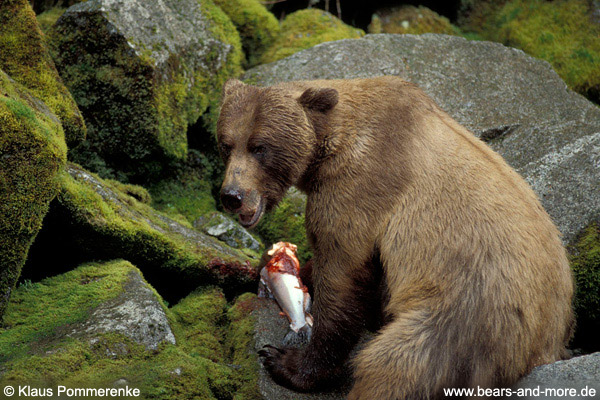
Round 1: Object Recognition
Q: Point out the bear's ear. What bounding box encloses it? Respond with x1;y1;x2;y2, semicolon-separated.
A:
298;87;338;113
222;79;245;97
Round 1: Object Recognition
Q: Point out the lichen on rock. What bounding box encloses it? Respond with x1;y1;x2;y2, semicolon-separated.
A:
0;0;86;147
47;0;243;180
0;70;67;320
259;9;364;65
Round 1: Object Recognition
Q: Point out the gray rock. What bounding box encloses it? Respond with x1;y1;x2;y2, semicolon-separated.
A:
511;353;600;399
67;269;175;350
194;212;261;251
243;34;600;244
50;0;241;177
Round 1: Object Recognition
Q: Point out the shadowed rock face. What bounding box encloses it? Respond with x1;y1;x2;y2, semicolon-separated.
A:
244;33;600;244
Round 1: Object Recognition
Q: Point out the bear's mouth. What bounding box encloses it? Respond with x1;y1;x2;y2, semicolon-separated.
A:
238;196;265;229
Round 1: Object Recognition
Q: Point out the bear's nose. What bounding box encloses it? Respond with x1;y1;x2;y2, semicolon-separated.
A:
221;188;243;212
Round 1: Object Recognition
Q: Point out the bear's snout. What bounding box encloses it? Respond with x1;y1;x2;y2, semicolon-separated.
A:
220;186;244;213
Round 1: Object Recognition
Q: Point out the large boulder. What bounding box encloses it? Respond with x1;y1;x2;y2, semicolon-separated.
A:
23;163;259;302
0;0;86;147
0;70;67;319
244;33;599;246
47;0;243;180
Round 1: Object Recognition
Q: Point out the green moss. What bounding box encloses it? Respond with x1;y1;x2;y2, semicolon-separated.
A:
169;287;227;362
0;260;138;363
0;70;67;320
256;192;311;264
0;0;86;148
368;6;460;35
570;222;600;337
107;179;152;205
60;162;254;268
0;263;246;399
260;9;364;64
48;0;242;182
24;163;257;301
225;293;262;400
213;0;280;67
462;0;600;101
36;6;65;34
148;150;217;224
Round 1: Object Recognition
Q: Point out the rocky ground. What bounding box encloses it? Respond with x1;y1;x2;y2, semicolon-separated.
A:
1;0;599;398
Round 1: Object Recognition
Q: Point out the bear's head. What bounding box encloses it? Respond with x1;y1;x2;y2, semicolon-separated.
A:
217;79;338;228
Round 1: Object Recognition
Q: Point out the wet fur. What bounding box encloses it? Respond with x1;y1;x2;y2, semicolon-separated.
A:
218;76;574;399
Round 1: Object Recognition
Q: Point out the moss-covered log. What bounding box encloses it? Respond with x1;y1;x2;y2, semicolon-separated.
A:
0;70;67;320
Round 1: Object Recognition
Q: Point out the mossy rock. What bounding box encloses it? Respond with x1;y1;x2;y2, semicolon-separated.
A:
0;261;258;399
460;0;600;102
569;221;600;352
368;5;459;35
0;70;67;320
225;293;262;400
47;0;243;181
0;0;86;147
0;260;168;363
260;9;364;65
256;188;311;264
213;0;280;67
23;163;259;302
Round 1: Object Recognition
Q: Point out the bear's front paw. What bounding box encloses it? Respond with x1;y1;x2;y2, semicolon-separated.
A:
258;345;319;392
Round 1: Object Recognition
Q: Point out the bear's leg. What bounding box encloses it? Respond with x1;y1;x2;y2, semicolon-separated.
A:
349;311;455;400
260;254;382;391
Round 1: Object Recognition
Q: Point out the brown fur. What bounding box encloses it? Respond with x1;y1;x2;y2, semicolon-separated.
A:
217;76;574;399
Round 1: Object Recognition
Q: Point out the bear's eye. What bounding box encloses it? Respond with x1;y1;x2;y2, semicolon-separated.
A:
250;145;267;159
220;143;232;159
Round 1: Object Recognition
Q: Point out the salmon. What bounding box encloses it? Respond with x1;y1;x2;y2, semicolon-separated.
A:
259;242;313;338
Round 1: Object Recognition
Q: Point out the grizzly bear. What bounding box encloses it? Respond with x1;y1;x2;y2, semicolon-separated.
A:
216;76;574;399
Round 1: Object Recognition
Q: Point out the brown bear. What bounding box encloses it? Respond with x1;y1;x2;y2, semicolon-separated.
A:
216;76;574;399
